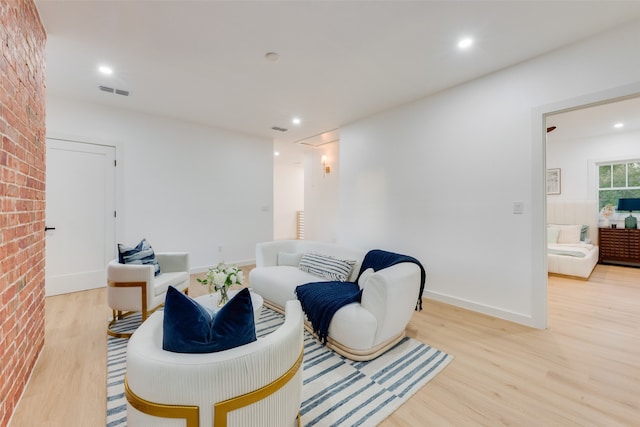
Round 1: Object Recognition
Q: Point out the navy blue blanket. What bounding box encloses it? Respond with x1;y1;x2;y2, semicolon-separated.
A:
295;281;361;344
356;249;426;311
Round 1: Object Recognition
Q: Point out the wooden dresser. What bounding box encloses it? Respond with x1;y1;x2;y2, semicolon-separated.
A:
598;227;640;267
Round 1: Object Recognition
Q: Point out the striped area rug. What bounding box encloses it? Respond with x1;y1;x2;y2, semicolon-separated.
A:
107;308;453;427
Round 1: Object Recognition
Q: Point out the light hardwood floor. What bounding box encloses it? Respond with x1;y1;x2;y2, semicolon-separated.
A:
9;264;640;426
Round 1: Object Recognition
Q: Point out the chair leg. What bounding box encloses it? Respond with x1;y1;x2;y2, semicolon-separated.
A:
106;284;188;338
107;310;140;339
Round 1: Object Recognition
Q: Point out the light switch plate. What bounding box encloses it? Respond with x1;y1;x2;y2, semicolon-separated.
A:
513;202;524;214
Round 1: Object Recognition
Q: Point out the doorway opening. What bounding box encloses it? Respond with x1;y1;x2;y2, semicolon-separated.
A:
537;83;640;327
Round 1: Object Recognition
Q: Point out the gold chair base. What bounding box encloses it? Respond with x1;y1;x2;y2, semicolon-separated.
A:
108;310;141;339
107;278;187;338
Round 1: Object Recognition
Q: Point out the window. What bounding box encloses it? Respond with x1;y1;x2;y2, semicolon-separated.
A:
598;161;640;209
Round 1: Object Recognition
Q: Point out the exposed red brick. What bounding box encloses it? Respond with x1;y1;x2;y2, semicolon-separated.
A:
0;1;46;424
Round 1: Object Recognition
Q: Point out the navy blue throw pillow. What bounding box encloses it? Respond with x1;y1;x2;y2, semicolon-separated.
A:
162;286;257;353
117;238;161;276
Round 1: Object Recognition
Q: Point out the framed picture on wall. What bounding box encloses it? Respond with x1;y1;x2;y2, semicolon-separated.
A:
547;168;561;195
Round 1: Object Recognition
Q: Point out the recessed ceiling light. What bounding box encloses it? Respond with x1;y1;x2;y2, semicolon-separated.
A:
292;117;301;125
458;38;473;49
274;151;280;156
614;122;624;128
98;65;113;75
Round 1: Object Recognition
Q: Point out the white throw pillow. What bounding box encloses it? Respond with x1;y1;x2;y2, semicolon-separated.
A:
277;251;302;267
547;227;560;244
357;268;375;290
549;224;582;244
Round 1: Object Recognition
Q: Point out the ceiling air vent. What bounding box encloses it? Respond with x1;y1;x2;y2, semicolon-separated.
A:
272;126;288;132
99;85;130;96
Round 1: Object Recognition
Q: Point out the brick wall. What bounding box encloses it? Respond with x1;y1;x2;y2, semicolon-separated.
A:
0;1;46;426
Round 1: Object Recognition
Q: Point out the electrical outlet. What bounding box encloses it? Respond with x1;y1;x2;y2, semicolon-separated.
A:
513;202;524;214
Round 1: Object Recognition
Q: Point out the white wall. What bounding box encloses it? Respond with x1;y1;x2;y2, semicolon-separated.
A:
547;129;640;227
46;96;273;272
304;141;340;242
547;129;640;200
273;162;304;240
339;20;640;327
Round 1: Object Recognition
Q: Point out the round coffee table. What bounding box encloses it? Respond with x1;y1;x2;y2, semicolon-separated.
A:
194;289;263;324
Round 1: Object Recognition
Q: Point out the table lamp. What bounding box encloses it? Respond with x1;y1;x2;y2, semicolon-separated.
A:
617;198;640;229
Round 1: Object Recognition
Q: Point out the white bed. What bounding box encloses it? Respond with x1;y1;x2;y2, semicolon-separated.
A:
547;200;599;280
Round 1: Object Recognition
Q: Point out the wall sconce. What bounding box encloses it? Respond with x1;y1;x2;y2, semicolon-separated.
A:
321;155;331;175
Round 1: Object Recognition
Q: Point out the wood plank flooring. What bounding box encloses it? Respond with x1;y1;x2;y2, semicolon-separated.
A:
8;264;640;426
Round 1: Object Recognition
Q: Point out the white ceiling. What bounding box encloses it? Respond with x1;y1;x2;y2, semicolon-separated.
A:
546;95;640;142
36;1;640;162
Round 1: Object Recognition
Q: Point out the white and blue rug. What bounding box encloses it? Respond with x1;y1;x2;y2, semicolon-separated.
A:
107;308;453;427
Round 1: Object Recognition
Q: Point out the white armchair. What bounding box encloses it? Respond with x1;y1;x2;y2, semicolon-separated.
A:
107;252;189;338
125;300;304;427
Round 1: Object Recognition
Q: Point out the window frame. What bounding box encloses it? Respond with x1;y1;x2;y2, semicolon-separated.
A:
598;159;640;210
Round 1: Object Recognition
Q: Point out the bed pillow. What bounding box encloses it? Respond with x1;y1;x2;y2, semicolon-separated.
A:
118;238;161;276
547;227;560;244
162;286;256;353
298;253;356;282
277;251;303;267
549;224;582;244
580;225;589;241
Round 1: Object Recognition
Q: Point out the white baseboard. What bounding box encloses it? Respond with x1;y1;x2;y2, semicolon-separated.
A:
423;290;542;329
190;258;256;275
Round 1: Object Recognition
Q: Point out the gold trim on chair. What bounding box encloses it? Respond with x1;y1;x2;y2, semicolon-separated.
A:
107;280;148;339
124;376;199;427
214;347;304;427
123;348;304;427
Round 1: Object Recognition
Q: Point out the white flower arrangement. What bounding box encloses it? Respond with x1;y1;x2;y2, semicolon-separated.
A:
197;262;244;303
601;204;615;218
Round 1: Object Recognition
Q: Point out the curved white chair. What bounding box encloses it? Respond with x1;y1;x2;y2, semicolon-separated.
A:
107;252;189;338
125;300;304;427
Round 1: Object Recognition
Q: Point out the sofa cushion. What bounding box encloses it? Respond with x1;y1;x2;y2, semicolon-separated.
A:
153;271;190;296
118;238;161;276
250;266;322;308
298;253;356;282
162;286;256;353
277;251;302;267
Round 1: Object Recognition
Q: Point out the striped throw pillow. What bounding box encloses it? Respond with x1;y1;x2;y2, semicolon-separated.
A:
298;253;356;282
118;238;161;276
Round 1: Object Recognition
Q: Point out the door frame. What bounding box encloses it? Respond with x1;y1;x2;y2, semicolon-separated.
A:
531;81;640;329
45;134;124;293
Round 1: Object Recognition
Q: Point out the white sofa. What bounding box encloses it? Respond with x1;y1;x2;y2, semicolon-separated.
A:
125;300;304;427
249;240;422;361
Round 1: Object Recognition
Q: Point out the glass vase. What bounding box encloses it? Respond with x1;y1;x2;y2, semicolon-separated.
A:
218;286;229;307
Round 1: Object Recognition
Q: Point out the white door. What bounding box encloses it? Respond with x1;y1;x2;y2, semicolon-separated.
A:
45;139;116;296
